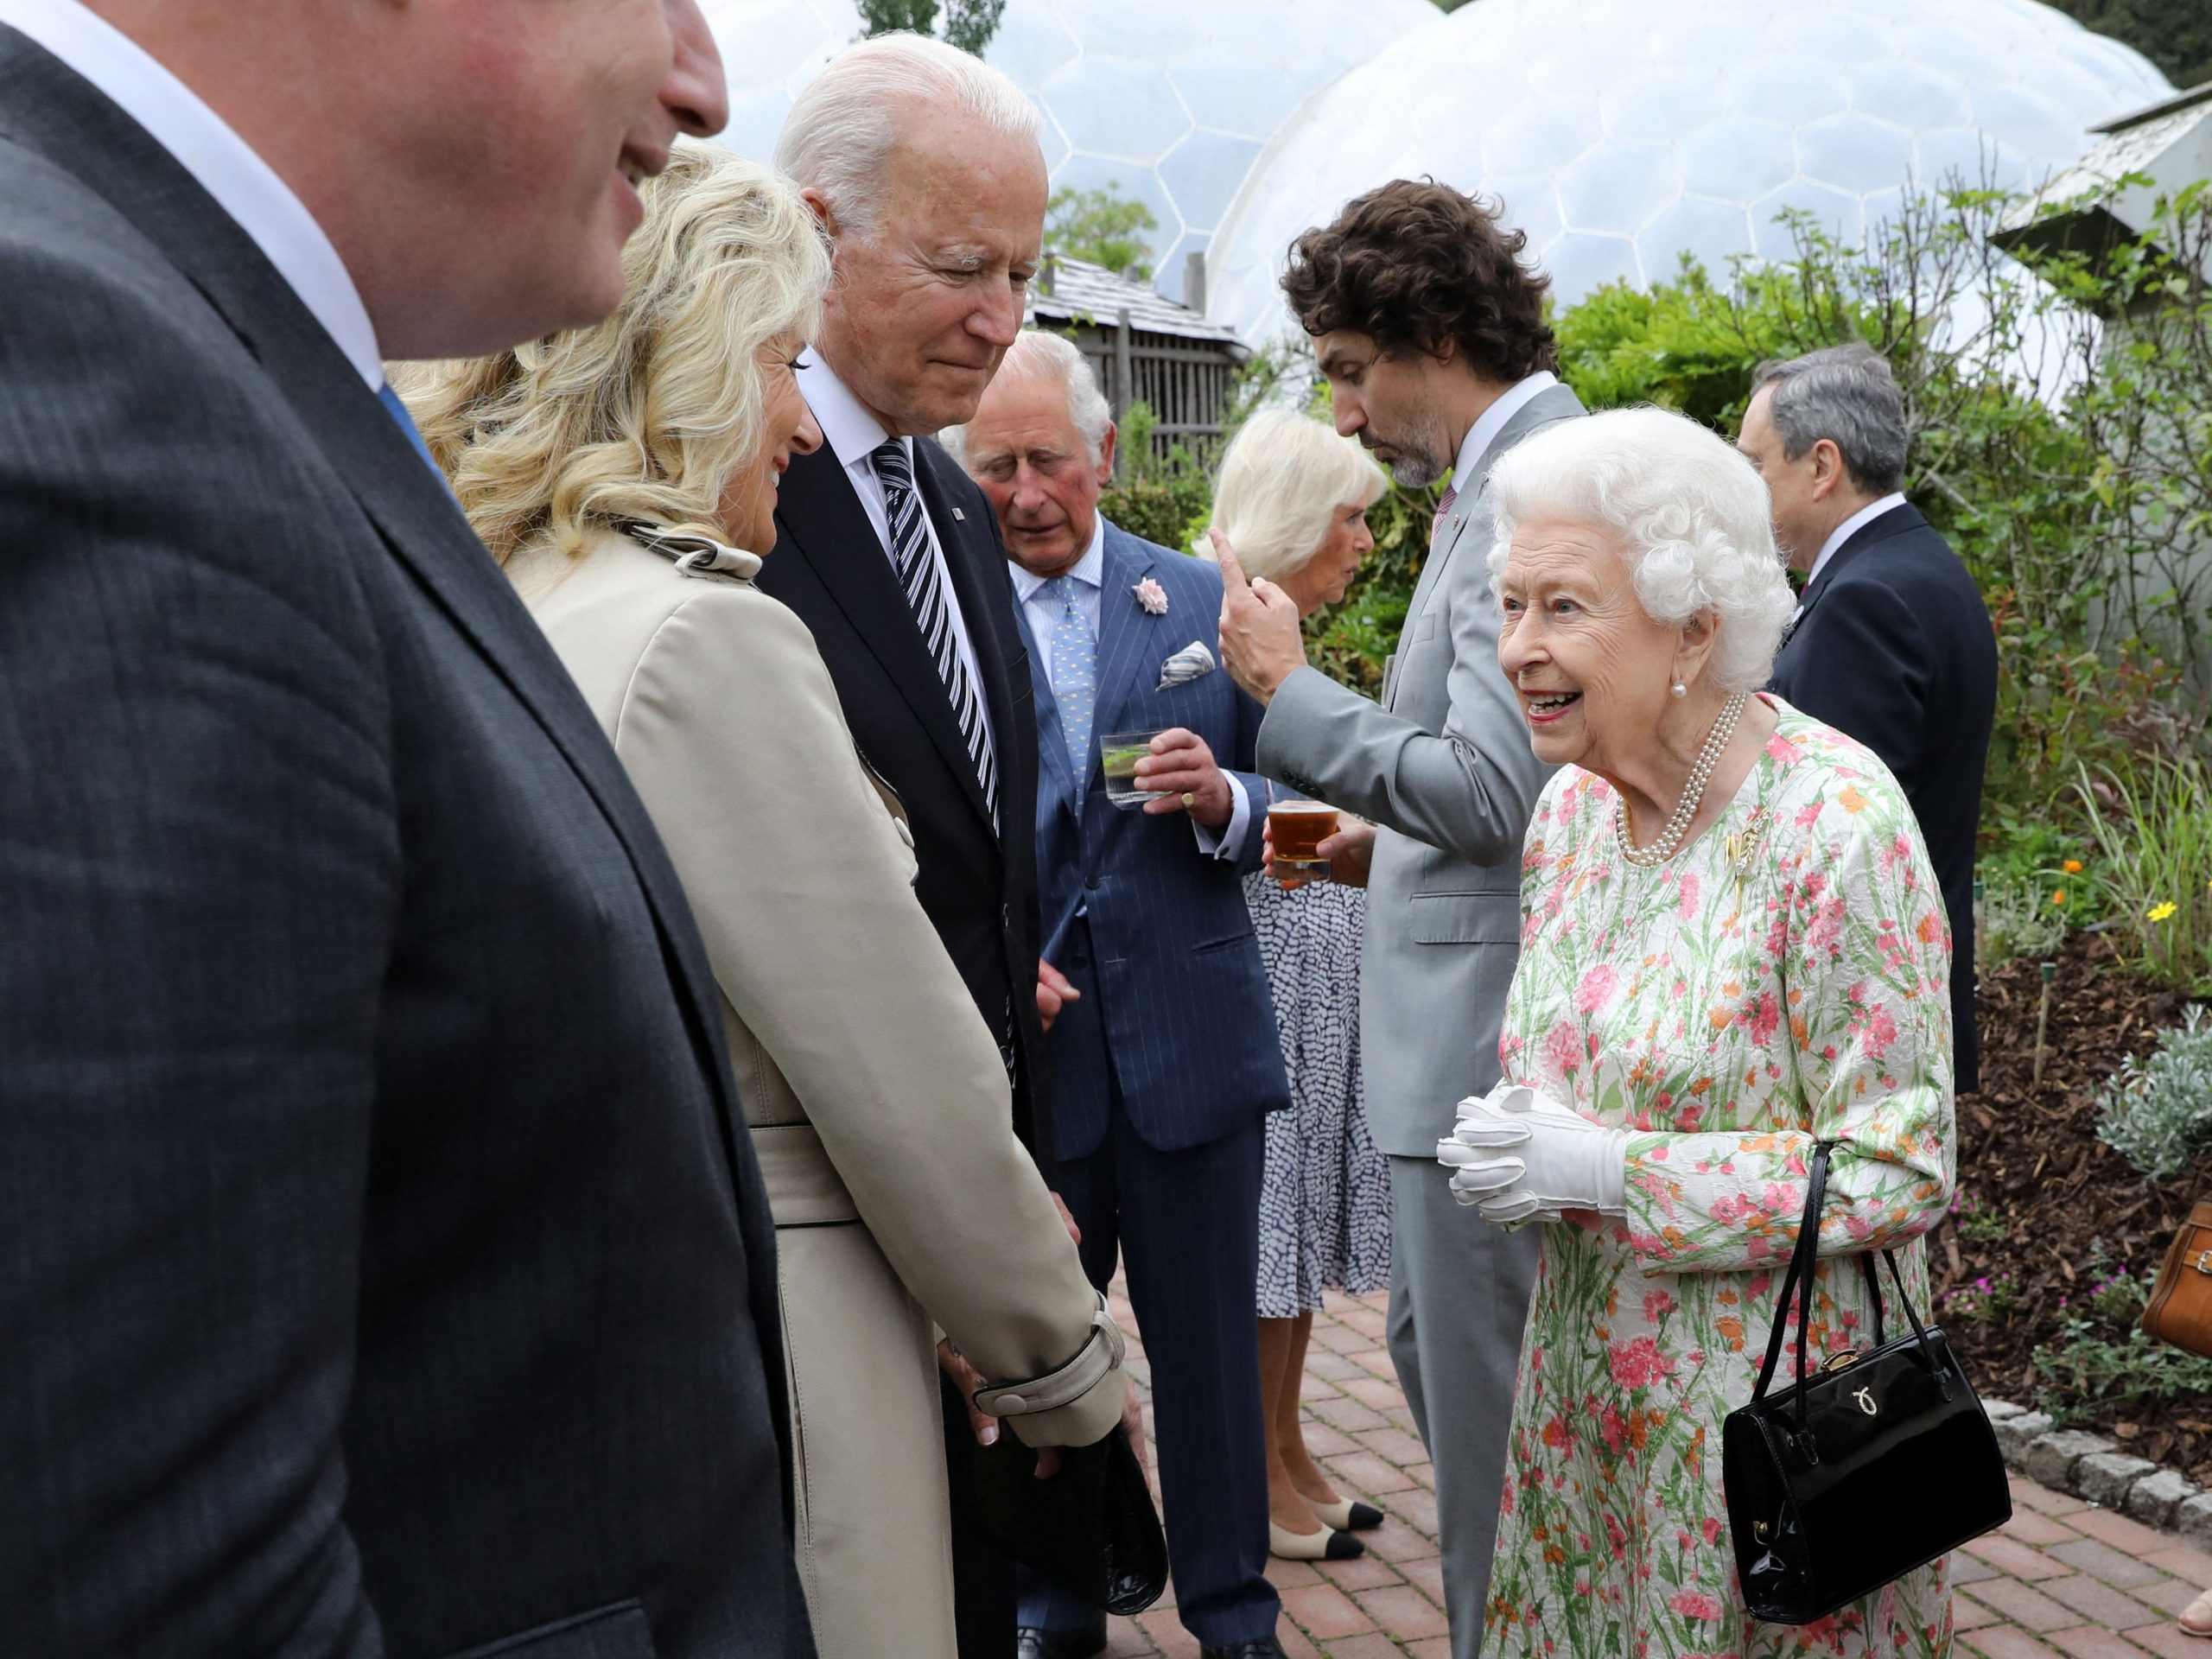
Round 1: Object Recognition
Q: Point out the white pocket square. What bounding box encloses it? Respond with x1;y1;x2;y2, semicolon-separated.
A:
1156;640;1217;690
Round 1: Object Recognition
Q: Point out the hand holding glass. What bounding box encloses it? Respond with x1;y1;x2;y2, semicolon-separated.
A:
1101;729;1168;810
1266;781;1338;888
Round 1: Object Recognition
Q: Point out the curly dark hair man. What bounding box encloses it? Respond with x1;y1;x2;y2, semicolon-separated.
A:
1273;178;1558;491
1286;179;1556;381
1214;172;1586;1659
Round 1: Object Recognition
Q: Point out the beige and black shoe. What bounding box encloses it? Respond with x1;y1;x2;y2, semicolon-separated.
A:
1309;1497;1386;1532
1268;1520;1364;1561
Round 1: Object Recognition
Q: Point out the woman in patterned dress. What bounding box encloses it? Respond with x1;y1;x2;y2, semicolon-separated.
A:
1209;410;1396;1560
1436;408;1957;1657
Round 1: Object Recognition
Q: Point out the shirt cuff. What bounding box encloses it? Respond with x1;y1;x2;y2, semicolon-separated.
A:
1192;772;1251;861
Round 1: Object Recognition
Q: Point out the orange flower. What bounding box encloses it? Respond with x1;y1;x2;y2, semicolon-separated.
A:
2051;889;2069;906
2062;859;2084;874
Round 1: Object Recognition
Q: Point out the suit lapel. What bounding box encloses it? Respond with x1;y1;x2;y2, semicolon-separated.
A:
917;441;1018;834
1792;501;1923;632
772;443;999;837
1408;383;1587;626
1407;496;1476;625
1095;528;1163;738
0;33;747;1133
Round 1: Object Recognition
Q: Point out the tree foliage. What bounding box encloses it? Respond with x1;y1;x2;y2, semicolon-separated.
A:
2042;0;2212;93
1169;180;2212;846
1045;183;1160;283
855;0;1005;57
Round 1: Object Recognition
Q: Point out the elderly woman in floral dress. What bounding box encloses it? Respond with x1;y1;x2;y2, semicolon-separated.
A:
1436;407;1957;1658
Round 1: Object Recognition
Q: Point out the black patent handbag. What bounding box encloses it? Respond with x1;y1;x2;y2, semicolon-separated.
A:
1721;1141;2011;1624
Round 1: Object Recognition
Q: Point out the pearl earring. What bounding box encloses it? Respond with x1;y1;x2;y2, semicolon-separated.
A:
1670;680;1688;698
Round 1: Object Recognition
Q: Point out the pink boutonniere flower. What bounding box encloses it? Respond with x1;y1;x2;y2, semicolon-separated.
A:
1132;577;1168;615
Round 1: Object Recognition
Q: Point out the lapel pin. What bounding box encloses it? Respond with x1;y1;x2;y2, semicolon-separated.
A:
951;507;966;522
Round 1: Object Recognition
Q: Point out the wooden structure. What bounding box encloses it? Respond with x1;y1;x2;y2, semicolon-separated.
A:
1027;253;1249;461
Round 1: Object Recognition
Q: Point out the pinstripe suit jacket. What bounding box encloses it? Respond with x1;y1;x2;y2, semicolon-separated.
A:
1023;523;1290;1160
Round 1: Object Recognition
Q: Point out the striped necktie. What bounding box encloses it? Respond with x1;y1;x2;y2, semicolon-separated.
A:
870;440;998;822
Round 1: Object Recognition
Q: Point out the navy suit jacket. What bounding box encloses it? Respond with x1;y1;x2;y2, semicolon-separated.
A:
757;438;1053;1158
1770;500;1996;1092
1024;522;1290;1161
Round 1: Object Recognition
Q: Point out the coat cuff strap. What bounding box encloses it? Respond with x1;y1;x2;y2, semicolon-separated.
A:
972;1290;1124;1418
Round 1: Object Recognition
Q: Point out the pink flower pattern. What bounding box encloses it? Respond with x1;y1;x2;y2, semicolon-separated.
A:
1484;703;1956;1659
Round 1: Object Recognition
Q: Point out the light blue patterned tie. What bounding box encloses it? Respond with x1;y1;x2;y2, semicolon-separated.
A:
377;383;444;480
1042;575;1096;777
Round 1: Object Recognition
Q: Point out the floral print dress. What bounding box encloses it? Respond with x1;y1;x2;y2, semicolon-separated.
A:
1484;700;1957;1659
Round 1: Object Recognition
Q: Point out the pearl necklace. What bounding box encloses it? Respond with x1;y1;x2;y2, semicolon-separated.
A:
1614;690;1749;868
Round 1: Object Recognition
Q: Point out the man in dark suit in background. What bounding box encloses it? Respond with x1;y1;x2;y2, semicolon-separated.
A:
951;330;1293;1659
1741;341;1998;1090
0;3;817;1657
757;33;1070;1659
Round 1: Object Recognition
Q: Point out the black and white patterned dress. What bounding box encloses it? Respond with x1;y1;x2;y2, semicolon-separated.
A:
1243;872;1391;1319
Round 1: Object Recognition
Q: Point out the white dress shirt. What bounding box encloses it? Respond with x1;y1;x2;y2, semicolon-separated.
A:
1805;491;1910;590
1450;369;1559;491
1;0;383;390
1008;515;1250;860
798;348;995;753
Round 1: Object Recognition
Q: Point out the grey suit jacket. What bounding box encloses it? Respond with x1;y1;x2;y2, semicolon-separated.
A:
1257;384;1584;1156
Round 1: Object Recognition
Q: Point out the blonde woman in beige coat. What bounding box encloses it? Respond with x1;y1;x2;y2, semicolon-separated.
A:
396;146;1127;1659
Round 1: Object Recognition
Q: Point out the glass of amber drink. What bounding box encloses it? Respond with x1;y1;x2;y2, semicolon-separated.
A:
1267;785;1337;888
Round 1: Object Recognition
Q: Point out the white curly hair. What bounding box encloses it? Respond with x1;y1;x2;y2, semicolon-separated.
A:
1484;405;1795;693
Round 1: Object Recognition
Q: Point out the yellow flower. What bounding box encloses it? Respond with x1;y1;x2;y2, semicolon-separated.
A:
2062;859;2084;874
2148;901;2178;922
2052;889;2069;906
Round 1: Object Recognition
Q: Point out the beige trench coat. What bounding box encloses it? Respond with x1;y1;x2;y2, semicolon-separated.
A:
512;527;1123;1659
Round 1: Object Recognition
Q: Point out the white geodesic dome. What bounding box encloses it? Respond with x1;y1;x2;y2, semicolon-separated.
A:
1205;0;2174;343
699;0;1442;304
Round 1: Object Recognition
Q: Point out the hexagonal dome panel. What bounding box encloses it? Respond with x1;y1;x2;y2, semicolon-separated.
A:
1206;0;2171;343
699;0;1440;303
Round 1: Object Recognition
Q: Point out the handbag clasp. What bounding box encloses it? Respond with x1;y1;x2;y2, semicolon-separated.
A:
2190;1248;2212;1275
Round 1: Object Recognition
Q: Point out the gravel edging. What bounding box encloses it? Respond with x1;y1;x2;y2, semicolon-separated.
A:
1987;1397;2212;1547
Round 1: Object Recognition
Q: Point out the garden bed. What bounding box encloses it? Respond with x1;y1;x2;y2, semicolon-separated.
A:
1936;929;2212;1487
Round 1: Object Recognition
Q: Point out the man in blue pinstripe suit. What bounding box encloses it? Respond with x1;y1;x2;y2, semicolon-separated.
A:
952;331;1292;1659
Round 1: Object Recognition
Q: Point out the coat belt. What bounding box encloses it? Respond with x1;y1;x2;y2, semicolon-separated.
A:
748;1122;860;1227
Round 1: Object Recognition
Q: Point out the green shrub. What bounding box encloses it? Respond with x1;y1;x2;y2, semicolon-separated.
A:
2094;1006;2212;1180
1100;400;1211;556
2031;1260;2212;1424
2076;758;2212;995
1977;872;2072;968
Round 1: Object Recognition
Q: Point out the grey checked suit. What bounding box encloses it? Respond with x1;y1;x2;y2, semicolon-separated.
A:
1257;382;1583;1659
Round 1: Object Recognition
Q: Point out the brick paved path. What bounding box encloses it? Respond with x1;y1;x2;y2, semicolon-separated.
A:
1100;1282;2212;1657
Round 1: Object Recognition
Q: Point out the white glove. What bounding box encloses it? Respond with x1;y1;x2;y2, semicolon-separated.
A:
1435;1084;1628;1224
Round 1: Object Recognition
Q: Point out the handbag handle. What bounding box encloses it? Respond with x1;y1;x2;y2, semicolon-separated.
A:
1751;1142;1946;1430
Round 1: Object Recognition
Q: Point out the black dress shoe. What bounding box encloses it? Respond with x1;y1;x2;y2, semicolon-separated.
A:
1199;1637;1288;1659
1016;1611;1108;1659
